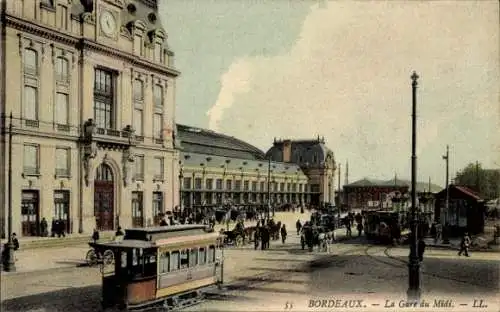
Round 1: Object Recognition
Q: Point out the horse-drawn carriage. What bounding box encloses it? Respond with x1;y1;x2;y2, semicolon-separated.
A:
222;224;257;247
300;224;331;251
86;242;115;267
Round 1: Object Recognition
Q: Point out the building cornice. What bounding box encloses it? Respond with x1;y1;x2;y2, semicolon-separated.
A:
4;14;181;78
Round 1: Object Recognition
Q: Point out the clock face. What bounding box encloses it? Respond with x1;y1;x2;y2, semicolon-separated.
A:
100;11;117;37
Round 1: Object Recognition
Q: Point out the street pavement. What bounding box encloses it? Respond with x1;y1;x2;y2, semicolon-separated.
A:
2;212;499;312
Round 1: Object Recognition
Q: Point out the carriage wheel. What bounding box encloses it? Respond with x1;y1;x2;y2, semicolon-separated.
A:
103;250;114;265
235;235;244;247
86;249;98;267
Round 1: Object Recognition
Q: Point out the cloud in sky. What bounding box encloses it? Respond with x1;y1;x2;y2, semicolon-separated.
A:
206;1;499;185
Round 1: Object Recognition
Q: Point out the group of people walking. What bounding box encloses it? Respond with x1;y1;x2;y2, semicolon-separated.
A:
253;219;288;250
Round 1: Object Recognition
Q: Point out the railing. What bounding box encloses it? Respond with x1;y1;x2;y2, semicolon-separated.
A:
25;119;39;128
56;124;70;132
55;168;70;177
23;166;39;176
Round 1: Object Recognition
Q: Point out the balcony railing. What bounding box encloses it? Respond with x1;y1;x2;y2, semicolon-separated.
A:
57;124;70;132
23;166;40;176
25;119;39;128
55;168;70;177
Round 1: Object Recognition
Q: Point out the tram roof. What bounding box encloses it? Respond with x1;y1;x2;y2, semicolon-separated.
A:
125;224;209;234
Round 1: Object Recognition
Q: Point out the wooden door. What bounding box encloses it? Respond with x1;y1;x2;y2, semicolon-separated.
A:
94;164;114;231
132;191;144;228
21;191;39;236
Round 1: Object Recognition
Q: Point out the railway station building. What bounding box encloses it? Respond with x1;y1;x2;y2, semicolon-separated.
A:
0;0;181;237
0;0;338;238
177;127;337;211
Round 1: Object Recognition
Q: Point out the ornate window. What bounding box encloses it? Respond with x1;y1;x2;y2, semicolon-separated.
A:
153;157;164;180
24;49;38;76
23;86;38;121
55;147;70;176
93;68;114;129
23;144;39;175
134;155;144;181
154;84;163;107
134;108;143;136
153;113;162;139
55;57;69;82
55;92;69;125
134;79;144;102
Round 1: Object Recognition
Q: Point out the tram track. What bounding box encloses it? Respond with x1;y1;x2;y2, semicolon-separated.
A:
363;245;498;291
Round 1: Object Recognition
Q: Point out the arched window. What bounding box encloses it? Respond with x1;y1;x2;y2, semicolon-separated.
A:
96;163;113;181
24;49;38;75
55;57;69;82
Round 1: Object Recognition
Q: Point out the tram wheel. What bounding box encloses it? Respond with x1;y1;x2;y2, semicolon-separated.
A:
103;250;114;265
86;249;98;267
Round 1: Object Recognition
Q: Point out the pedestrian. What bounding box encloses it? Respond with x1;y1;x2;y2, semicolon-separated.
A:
296;219;302;235
12;233;19;251
458;232;471;257
357;222;363;237
92;229;100;243
115;226;124;241
254;227;260;250
281;225;287;244
40;217;48;237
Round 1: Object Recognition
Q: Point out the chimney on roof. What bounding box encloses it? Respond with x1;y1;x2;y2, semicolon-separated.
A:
282;140;292;163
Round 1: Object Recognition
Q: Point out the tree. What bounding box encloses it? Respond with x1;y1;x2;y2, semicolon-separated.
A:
454;162;500;200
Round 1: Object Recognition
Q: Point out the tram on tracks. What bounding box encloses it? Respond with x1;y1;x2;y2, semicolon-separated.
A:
92;224;223;311
363;210;410;244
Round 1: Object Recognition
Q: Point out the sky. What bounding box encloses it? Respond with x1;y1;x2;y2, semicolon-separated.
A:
160;0;500;187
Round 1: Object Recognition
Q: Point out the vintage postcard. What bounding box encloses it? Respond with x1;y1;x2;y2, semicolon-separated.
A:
1;0;499;311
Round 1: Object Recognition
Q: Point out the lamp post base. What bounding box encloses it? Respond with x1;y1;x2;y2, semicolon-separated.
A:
2;242;16;272
407;260;421;303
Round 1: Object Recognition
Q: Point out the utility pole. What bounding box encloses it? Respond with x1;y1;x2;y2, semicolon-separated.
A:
3;113;16;272
267;157;271;219
337;163;341;207
407;71;421;302
475;161;480;194
442;145;449;243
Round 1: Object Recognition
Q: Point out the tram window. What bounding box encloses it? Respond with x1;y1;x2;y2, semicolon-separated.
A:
121;252;127;268
207;245;215;263
170;251;179;271
199;248;206;265
189;248;198;267
180;250;189;269
160;251;169;273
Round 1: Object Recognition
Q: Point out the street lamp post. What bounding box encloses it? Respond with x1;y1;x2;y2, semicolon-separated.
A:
267;157;271;220
442;145;450;244
407;71;421;302
3;113;16;271
178;161;183;213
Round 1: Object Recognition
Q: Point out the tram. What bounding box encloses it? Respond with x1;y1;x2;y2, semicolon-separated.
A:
363;210;410;244
93;224;223;311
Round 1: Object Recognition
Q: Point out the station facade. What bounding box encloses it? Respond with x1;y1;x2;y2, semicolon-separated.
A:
178;130;337;209
0;0;180;237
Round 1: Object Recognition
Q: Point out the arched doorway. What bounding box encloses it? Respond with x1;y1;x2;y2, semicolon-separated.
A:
94;163;114;231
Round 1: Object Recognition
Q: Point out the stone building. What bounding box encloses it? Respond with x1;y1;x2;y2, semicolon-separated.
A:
343;177;442;213
177;125;311;209
265;137;337;206
0;0;180;237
